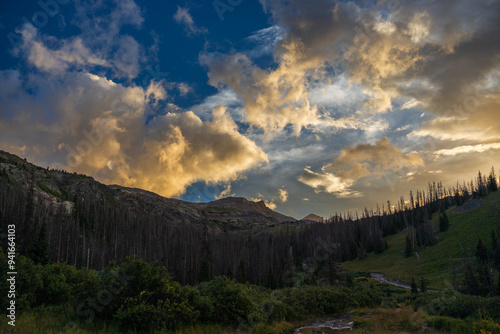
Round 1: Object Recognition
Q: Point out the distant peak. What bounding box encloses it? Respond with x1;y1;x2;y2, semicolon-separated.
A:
302;213;324;223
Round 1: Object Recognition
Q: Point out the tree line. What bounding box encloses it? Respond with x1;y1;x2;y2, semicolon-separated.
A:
0;158;498;287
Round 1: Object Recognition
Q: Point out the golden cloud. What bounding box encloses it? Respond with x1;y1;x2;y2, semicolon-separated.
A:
0;70;268;198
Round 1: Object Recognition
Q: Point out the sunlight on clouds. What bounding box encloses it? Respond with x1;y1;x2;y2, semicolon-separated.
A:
215;184;235;200
279;187;288;202
298;138;424;198
201;49;327;135
434;143;500;157
298;167;362;198
251;194;277;210
327;137;424;180
0;69;268;198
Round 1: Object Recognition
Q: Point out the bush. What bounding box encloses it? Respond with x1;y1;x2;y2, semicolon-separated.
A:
105;258;200;331
198;276;256;326
276;285;376;320
115;298;158;332
473;313;500;334
427;316;472;333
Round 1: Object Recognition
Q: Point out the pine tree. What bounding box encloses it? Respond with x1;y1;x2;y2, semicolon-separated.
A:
492;230;498;252
29;217;50;265
266;268;278;289
420;277;427;293
236;259;246;283
493;231;500;269
411;277;419;294
197;260;211;283
478;264;493;296
463;261;479;295
439;210;449;232
476;238;489;263
497;272;500;295
488;167;498;192
404;234;413;258
225;266;234;279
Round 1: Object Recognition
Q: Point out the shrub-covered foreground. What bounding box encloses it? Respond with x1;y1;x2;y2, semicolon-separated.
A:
0;251;380;333
1;251;500;333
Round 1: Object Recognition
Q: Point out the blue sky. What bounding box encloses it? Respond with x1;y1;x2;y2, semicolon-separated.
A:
0;0;499;219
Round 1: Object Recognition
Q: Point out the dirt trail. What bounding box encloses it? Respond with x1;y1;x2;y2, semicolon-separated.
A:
294;312;353;333
370;273;437;292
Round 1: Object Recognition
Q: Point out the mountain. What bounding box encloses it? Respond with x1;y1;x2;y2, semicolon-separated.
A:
301;213;325;223
0;150;295;231
3;149;491;288
0;149;308;284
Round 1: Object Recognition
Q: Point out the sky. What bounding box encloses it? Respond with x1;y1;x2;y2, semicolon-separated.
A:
0;0;499;219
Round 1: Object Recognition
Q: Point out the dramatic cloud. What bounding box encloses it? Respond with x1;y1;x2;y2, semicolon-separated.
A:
0;2;274;200
434;143;500;157
327;137;424;180
251;194;277;210
215;184;235;199
298;167;361;198
71;0;145;79
202;0;500;144
0;69;268;197
173;6;207;36
299;138;423;198
1;0;499;218
278;187;288;202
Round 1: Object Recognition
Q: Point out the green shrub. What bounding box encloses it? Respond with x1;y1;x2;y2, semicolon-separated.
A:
115;298;158;332
426;316;473;333
102;258;200;331
198;276;256;326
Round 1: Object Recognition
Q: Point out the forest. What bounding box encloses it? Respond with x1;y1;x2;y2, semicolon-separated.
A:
1;152;500;332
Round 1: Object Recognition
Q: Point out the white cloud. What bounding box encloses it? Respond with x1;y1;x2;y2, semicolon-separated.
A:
16;0;147;79
251;195;277;210
298;167;362;198
244;25;286;58
215;184;235;199
434;143;500;157
173;6;207;36
278;187;288;202
308;75;366;108
0;69;268;198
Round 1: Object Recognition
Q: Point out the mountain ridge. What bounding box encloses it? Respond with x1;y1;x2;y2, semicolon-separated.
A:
0;150;296;230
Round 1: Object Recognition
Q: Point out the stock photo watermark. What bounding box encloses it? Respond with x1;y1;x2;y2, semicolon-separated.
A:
213;0;244;22
7;0;70;50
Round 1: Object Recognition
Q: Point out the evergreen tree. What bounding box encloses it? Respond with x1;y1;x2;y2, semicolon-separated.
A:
487;167;498;192
420;277;427;293
266;268;278;289
404;234;413;258
497;273;500;295
476;238;489;263
492;230;498;252
463;261;479;295
411;277;419;294
493;231;500;269
225;266;234;279
478;264;493;296
29;217;50;265
477;170;487;197
236;260;246;283
439;210;449;232
197;260;211;283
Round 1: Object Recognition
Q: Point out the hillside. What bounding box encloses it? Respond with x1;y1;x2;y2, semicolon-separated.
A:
0;150;296;231
340;191;500;289
2;148;499;291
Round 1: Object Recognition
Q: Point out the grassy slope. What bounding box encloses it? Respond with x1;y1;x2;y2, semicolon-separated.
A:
340;191;500;290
